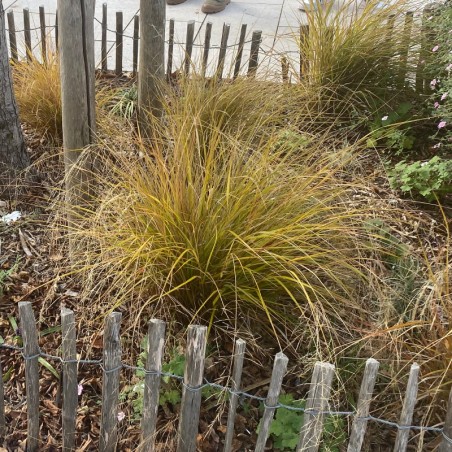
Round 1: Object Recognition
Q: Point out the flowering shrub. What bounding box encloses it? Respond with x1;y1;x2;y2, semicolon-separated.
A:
426;1;451;153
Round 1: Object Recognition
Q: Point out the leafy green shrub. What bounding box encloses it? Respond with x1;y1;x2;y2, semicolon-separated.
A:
260;394;346;451
388;156;452;200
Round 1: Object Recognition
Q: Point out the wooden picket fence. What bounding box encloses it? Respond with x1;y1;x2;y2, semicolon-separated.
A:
4;3;439;86
1;302;452;451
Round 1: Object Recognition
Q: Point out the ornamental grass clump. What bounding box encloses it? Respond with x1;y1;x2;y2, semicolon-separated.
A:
12;52;62;142
295;0;421;111
70;77;379;351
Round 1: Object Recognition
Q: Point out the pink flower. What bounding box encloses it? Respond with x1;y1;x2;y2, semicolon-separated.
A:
438;121;447;129
434;102;440;109
433;143;442;149
432;45;439;52
441;92;448;101
117;411;125;422
77;384;83;396
430;79;437;88
447;64;452;72
381;115;388;121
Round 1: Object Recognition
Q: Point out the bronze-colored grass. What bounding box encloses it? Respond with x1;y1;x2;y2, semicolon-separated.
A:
12;52;62;142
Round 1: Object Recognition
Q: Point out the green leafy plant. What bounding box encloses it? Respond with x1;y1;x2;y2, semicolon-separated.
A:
0;261;18;299
388;156;452;200
259;394;346;451
106;84;138;120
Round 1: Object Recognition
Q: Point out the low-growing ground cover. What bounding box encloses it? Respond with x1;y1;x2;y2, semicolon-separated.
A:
0;0;451;449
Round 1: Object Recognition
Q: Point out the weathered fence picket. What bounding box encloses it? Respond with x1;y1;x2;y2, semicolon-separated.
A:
6;11;17;62
167;18;175;80
224;338;246;452
141;319;166;450
176;325;207;452
116;11;123;76
23;8;32;62
347;358;380;452
18;302;40;451
393;363;420;452
61;307;78;452
255;352;289;451
398;11;414;87
1;303;451;449
55;9;58;51
100;312;122;452
132;14;139;77
217;22;230;79
101;3;107;72
202;21;212;78
184;20;195;75
247;30;262;77
297;362;335;452
39;6;46;62
233;23;247;79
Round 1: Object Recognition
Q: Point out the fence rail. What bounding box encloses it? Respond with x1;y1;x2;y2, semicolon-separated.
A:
1;302;452;450
4;3;437;86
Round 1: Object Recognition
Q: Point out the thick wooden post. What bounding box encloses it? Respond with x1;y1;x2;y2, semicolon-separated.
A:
299;25;309;78
100;312;122;452
57;0;96;226
138;0;165;132
18;302;40;451
61;307;78;451
6;11;17;62
141;319;166;450
0;353;5;438
55;10;58;51
176;325;207;452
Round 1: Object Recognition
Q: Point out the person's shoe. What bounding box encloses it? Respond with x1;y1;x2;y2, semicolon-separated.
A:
201;0;230;14
167;0;187;5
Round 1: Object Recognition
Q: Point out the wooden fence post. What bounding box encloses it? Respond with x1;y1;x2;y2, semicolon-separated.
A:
101;3;107;72
184;20;195;76
167;18;175;81
440;385;452;452
255;352;289;451
393;363;420;452
100;312;122;452
57;0;96;233
39;6;46;62
224;339;246;452
115;11;123;76
347;358;380;452
297;362;335;452
132;14;139;77
216;23;230;80
6;11;17;62
141;319;166;450
247;30;261;78
23;8;32;61
0;354;5;438
176;325;207;452
233;23;247;79
138;0;166;131
18;302;40;451
281;56;289;83
202;22;212;78
61;307;78;452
